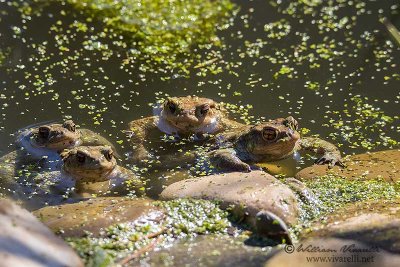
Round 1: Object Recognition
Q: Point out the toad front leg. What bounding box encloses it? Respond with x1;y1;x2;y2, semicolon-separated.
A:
298;137;345;168
208;148;251;172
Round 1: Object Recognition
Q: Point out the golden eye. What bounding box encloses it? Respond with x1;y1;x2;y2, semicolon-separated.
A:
76;152;86;163
199;104;210;116
38;127;50;139
104;150;114;161
63;120;76;132
169;104;176;113
262;128;279;141
164;100;177;114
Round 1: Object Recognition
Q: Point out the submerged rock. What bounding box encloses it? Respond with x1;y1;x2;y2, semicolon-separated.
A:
0;199;83;267
34;197;161;237
65;199;232;265
264;237;400;267
160;171;300;231
136;235;272;267
296;150;400;181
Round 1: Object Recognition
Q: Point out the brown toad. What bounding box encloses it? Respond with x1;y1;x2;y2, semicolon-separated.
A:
5;146;143;210
0;120;118;198
60;146;142;193
127;96;244;161
0;120;117;167
208;116;344;172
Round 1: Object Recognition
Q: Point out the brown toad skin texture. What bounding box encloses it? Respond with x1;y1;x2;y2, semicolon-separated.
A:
7;120;117;163
0;121;119;199
209;116;344;172
20;120;82;154
126;96;244;161
61;146;143;195
61;146;117;183
0;120;109;176
1;146;143;209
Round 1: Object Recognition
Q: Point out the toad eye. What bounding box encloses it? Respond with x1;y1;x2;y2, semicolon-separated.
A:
166;102;177;114
63;120;76;132
262;128;279;141
76;152;86;163
199;104;210;116
104;150;114;161
38;127;50;139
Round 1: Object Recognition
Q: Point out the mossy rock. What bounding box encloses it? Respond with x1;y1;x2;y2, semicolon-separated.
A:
160;171;300;228
296;150;400;182
137;235;271;267
34;197;160;237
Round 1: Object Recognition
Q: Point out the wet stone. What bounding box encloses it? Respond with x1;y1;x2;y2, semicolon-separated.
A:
34;197;161;238
136;235;272;267
0;199;83;267
296;150;400;182
264;237;400;267
160;171;300;229
303;198;400;253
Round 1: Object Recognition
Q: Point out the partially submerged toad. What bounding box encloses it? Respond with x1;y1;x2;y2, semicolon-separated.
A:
0;120;116;168
2;146;143;210
0;120;118;198
127;96;244;161
60;145;143;195
208;116;344;172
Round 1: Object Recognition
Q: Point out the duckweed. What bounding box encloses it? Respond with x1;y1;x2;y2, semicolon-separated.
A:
67;199;230;265
0;0;399;262
326;96;398;150
288;174;400;239
65;0;236;73
0;0;397;156
305;175;400;212
0;49;9;65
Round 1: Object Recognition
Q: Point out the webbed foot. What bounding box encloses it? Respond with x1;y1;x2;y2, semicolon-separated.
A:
209;149;251;173
214;160;251;172
315;153;345;168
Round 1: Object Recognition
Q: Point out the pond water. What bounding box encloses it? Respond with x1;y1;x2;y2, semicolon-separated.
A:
0;0;399;202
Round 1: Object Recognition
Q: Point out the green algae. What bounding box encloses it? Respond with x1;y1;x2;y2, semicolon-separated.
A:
305;175;400;212
288;174;400;240
67;199;231;265
155;199;231;235
64;0;236;73
0;0;398;261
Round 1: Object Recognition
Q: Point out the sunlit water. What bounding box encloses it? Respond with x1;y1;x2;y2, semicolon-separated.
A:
0;0;399;205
